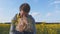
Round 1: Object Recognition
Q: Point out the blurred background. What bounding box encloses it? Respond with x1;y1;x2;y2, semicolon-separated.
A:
0;0;60;23
0;0;60;34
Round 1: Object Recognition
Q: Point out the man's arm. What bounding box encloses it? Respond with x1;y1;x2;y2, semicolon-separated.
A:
32;18;36;34
9;14;17;34
29;15;36;34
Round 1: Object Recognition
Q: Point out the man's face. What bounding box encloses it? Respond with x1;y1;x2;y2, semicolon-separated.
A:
20;10;28;17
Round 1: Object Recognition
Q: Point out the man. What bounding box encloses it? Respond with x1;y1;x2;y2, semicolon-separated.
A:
9;3;36;34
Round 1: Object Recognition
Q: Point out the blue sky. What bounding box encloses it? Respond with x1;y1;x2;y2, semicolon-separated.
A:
0;0;60;23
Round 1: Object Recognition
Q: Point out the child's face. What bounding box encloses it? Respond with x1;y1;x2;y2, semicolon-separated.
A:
20;10;28;17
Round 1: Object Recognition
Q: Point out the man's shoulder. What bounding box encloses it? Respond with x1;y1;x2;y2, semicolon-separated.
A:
28;15;35;20
28;15;33;18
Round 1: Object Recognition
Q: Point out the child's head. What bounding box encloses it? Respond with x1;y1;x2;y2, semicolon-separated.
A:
19;3;30;16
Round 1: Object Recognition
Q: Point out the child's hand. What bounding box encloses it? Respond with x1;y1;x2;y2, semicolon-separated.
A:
22;15;28;24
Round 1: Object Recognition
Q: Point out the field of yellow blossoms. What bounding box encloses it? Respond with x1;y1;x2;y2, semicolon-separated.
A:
0;23;60;34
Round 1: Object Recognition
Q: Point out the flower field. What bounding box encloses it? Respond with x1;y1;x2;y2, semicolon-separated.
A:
0;24;10;34
36;23;60;34
0;23;60;34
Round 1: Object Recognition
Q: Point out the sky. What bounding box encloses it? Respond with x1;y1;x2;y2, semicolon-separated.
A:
0;0;60;23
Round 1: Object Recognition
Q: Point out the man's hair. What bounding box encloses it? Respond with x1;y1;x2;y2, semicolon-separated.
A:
20;3;30;13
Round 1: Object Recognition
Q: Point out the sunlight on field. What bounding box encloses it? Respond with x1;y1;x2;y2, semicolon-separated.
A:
36;23;60;34
0;24;10;34
0;23;60;34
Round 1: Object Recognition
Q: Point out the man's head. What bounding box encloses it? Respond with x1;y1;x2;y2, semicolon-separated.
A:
19;3;30;17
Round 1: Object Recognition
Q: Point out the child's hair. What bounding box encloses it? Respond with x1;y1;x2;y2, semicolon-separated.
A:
19;3;30;13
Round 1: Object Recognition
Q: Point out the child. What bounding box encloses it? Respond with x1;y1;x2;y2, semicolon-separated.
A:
9;3;36;34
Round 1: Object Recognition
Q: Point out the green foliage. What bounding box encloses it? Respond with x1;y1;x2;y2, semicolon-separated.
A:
0;23;60;34
0;24;10;34
36;23;60;34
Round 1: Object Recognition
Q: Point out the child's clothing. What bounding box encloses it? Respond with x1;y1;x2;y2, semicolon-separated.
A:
9;14;36;34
